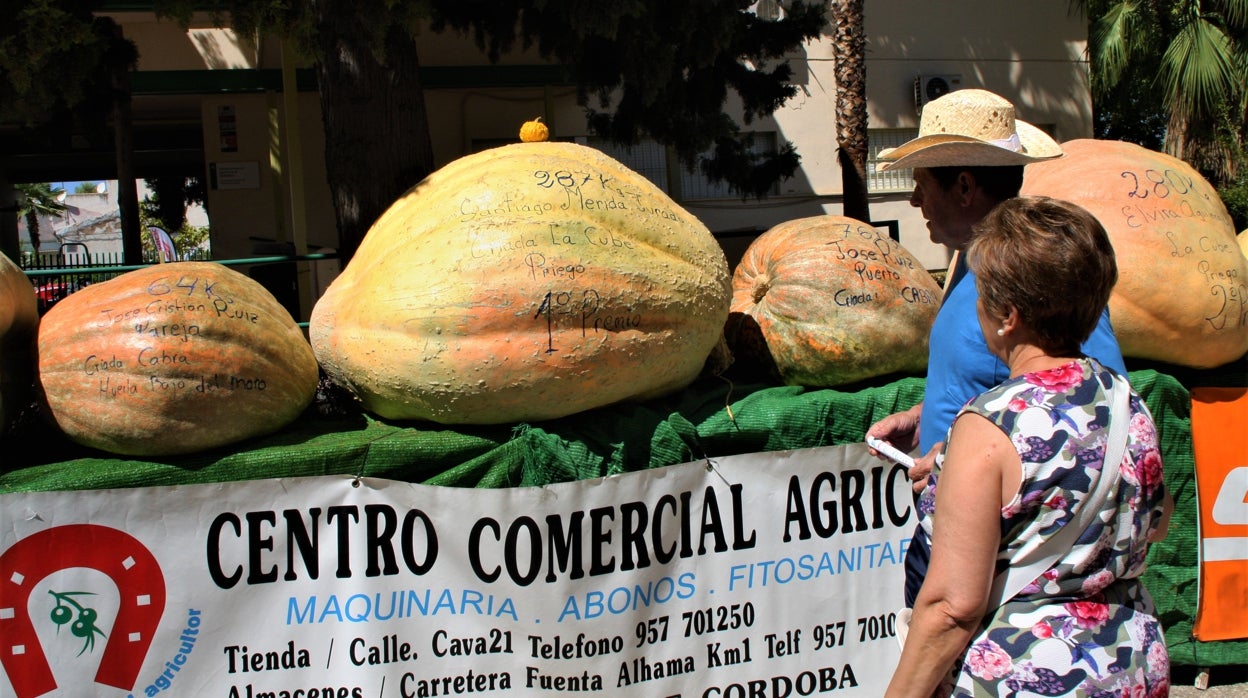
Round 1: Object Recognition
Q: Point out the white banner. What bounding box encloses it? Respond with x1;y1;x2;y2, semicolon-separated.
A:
1;444;915;697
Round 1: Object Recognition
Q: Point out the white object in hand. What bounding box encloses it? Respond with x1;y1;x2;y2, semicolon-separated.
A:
865;435;915;469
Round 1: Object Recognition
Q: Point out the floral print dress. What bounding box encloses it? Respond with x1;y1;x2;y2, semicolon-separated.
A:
918;358;1170;697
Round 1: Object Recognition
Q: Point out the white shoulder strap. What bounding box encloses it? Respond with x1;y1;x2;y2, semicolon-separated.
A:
986;378;1131;609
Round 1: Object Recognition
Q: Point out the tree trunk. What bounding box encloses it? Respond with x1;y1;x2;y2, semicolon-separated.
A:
24;212;39;253
0;176;16;262
313;0;435;265
831;0;870;223
109;29;141;265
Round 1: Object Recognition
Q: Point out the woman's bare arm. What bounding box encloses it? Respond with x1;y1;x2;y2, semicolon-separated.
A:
885;413;1017;697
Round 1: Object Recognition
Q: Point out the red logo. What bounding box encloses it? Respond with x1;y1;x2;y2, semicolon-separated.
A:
1;524;166;697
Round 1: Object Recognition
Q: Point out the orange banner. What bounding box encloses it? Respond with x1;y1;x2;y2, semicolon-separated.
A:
1190;386;1248;641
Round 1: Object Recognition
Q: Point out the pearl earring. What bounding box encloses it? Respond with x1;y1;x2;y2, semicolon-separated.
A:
996;328;1005;337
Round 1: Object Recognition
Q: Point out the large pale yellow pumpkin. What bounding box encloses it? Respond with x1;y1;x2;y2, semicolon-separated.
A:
1022;139;1247;368
311;141;732;424
36;262;319;456
0;252;38;439
727;215;942;386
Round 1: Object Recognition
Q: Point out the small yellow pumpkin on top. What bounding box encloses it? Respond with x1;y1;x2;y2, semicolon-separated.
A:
519;117;549;143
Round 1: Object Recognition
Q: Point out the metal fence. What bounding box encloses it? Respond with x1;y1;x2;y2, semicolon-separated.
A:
18;247;333;316
23;248;186;314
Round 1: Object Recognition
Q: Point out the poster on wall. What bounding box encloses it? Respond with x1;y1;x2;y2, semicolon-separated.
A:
218;105;238;153
209;162;261;191
0;445;915;697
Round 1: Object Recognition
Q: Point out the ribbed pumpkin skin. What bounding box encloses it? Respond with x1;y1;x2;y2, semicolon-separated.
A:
0;252;38;438
727;215;942;387
37;262;318;455
1022;139;1248;368
311;141;732;424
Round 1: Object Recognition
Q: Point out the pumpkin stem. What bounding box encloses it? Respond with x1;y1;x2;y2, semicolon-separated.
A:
751;275;771;304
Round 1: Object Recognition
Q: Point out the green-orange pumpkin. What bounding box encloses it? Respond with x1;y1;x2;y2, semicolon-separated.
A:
0;251;38;439
727;215;942;387
1022;139;1247;367
311;141;732;424
37;262;318;456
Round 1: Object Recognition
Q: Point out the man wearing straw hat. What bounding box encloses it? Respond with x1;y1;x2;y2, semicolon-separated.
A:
863;89;1127;607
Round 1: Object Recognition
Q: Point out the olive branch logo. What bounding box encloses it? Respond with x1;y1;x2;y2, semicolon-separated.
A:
47;589;107;656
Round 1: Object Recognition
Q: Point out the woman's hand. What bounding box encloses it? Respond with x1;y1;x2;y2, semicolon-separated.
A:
867;404;933;492
908;444;944;494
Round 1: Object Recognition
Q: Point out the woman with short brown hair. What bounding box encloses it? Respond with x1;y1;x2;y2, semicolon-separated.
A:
886;196;1171;697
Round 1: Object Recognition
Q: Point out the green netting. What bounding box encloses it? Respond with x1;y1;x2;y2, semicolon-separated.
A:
2;363;1245;666
0;375;927;490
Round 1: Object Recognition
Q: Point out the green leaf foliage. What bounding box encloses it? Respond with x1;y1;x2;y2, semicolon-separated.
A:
15;182;67;251
1083;0;1247;185
0;1;137;131
429;0;827;198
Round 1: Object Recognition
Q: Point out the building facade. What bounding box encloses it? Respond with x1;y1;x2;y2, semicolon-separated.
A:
2;1;1092;319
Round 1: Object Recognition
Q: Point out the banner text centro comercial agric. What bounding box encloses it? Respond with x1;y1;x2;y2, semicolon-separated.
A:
0;445;913;697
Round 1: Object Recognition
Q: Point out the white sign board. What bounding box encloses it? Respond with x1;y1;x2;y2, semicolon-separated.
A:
0;445;914;697
211;161;260;190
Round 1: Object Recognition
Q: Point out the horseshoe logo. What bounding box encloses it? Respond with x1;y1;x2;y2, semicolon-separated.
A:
1;524;166;697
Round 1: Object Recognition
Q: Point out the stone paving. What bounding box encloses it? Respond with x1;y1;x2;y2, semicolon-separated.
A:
1169;665;1248;696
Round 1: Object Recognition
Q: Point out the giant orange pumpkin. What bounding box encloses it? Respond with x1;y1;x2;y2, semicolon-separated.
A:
0;252;38;439
1022;139;1247;368
311;141;732;424
727;215;942;387
36;262;319;456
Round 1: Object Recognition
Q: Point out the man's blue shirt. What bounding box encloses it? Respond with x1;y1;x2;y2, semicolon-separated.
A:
918;259;1127;453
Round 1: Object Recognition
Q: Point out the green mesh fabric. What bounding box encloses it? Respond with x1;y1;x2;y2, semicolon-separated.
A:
3;363;1245;666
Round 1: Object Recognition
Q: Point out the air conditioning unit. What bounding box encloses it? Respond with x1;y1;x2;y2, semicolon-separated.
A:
914;74;962;114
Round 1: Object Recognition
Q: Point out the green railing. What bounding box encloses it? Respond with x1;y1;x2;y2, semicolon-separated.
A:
20;251;340;318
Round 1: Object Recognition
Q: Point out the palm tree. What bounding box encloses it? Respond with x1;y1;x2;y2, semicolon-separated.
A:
830;0;870;223
1084;0;1248;183
15;183;68;255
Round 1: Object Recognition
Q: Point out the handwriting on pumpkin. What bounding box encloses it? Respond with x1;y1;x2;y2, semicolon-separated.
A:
134;320;201;342
833;289;876;307
1120;199;1231;231
900;286;940;304
533;289;642;353
92;373;268;399
82;354;125;375
525;253;588;282
853;262;901;283
1119;168;1196;201
546;223;635;249
459;192;557;222
1205;282;1248;331
532;167;645;202
145;274;229;301
558;187;633;213
531;167;681;218
825;239;917;270
80;276;272;400
211;297;259;324
468;223;636;261
1166;232;1236;258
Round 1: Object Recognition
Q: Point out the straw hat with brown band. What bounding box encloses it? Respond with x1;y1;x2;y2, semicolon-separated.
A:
878;89;1064;171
